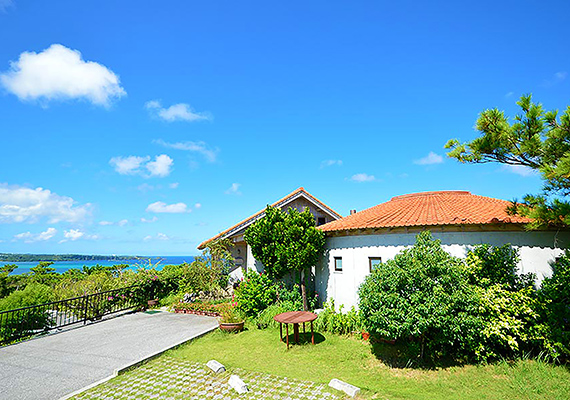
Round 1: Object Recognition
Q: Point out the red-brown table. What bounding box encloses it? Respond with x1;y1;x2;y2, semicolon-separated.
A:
273;311;318;348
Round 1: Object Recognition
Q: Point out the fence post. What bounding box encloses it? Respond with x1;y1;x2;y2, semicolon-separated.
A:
83;294;89;325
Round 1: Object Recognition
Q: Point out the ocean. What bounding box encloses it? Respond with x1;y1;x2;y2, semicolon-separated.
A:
3;256;196;275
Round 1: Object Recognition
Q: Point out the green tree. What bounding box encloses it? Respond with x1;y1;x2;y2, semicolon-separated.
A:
245;206;325;310
446;94;570;228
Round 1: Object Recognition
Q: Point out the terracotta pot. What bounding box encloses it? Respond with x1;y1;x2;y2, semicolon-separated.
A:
219;321;244;333
361;332;370;341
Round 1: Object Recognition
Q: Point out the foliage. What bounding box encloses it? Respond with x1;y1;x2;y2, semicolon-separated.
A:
358;231;484;363
27;262;61;287
234;271;277;317
466;244;535;290
0;264;17;298
218;303;245;324
475;285;544;361
0;282;55;311
253;303;299;329
245;205;325;309
446;94;570;228
276;283;319;311
538;251;570;361
314;300;363;335
54;270;123;300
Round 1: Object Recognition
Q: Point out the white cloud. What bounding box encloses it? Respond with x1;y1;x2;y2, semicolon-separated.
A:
109;155;173;178
505;91;514;98
542;71;567;87
154;139;218;163
414;151;444;165
14;227;57;243
225;183;241;195
0;184;91;223
0;0;14;12
145;100;211;122
143;232;170;241
141;216;158;223
109;156;150;175
59;229;98;243
118;219;129;227
99;220;113;226
0;44;126;106
146;154;173;177
169;182;179;189
146;201;189;213
194;203;202;209
350;173;376;182
320;159;343;168
501;164;538;177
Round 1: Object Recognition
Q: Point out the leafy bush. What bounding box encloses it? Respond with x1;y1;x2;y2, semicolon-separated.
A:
466;244;535;290
539;251;570;361
358;231;484;363
276;283;319;311
0;283;55;342
314;300;362;335
476;285;545;361
254;303;299;329
234;271;277;317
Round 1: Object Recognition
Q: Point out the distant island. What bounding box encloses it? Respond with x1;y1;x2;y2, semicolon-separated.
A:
0;253;138;262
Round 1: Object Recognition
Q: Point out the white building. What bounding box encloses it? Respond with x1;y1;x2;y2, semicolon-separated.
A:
198;187;342;281
317;190;570;308
199;189;569;309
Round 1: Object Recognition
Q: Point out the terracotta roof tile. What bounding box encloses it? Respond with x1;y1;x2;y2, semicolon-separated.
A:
319;190;530;232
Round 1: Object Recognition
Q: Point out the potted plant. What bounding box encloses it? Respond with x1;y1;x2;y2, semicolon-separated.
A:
218;303;245;333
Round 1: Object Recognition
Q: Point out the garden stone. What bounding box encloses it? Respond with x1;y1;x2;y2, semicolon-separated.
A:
328;378;360;398
228;374;249;394
207;360;226;373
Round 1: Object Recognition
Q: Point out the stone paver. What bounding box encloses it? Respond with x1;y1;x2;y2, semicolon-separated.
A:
72;356;345;399
0;311;218;400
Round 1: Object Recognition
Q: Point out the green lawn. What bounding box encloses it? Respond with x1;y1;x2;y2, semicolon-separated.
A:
167;327;570;400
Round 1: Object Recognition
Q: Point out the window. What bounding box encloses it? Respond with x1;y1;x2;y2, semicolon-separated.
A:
317;217;326;226
334;257;343;272
369;257;382;272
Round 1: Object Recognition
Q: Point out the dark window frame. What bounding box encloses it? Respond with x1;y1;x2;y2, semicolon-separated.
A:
334;256;343;272
368;257;382;272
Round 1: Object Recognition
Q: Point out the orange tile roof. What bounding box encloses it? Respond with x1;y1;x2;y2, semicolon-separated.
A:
197;187;342;249
319;190;531;232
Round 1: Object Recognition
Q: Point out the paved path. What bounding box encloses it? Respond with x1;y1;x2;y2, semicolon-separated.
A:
0;311;218;400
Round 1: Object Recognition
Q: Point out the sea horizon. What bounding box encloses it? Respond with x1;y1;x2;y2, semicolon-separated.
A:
3;256;197;275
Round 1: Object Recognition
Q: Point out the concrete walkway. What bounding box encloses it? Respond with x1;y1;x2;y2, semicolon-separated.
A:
0;311;218;400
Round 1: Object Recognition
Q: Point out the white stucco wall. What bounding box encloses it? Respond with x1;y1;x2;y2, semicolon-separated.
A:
315;230;570;309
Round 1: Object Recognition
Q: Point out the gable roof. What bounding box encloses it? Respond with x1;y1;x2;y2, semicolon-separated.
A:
198;187;342;249
319;190;531;233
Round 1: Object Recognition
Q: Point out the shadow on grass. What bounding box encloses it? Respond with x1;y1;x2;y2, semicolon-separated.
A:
280;332;326;346
369;336;469;370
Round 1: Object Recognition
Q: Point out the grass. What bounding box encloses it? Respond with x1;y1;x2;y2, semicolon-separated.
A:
166;326;570;400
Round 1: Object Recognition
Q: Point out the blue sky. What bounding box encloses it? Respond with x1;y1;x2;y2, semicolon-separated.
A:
0;0;568;256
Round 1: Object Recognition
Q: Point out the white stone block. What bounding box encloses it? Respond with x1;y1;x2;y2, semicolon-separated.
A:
206;360;225;373
229;374;248;394
329;378;360;397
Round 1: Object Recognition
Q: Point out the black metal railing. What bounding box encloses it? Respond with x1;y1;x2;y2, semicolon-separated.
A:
0;285;141;345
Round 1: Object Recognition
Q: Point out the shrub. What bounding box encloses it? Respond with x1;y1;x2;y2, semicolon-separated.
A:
276;283;319;311
539;251;570;361
314;300;362;335
0;283;55;342
358;231;484;363
476;285;544;361
466;244;535;290
254;303;299;329
234;271;277;317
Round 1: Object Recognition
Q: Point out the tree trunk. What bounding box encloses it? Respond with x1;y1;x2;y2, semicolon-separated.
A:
301;269;308;311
